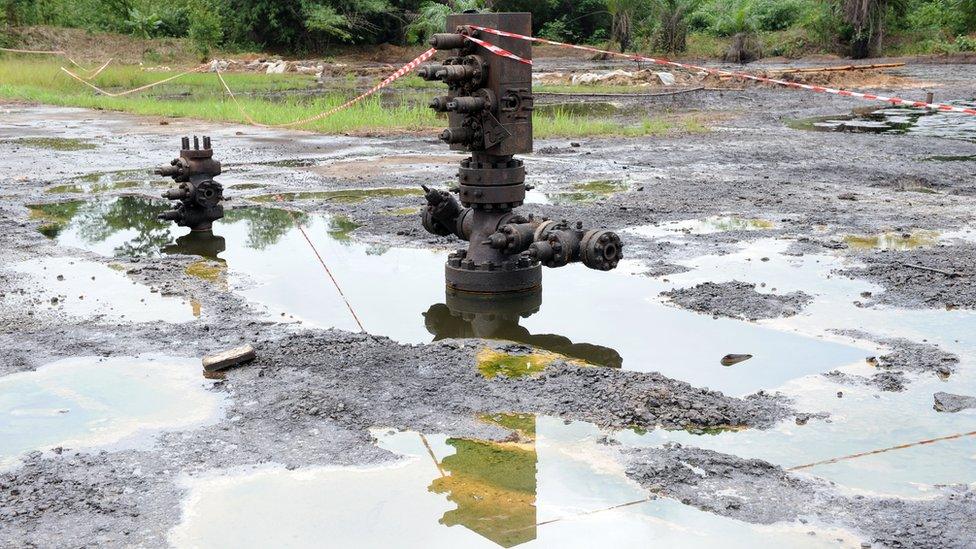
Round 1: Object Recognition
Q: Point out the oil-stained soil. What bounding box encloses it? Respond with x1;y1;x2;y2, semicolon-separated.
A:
623;444;976;549
661;281;812;320
2;58;975;547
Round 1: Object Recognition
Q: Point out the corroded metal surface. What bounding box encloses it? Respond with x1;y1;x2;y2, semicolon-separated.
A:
155;136;224;232
420;12;623;293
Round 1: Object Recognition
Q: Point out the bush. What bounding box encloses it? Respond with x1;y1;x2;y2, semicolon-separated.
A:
187;1;222;59
752;0;806;31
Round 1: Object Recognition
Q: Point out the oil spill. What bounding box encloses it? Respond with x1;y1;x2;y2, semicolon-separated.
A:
4;257;196;323
545;180;628;205
843;230;940;250
0;355;223;468
169;417;853;548
627;216;775;240
43;169;169;194
790;102;976;142
251;187;423;203
654;238;976;496
33;197;866;395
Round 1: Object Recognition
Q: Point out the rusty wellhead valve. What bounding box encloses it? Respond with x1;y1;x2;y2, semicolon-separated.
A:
155;136;224;232
418;12;623;294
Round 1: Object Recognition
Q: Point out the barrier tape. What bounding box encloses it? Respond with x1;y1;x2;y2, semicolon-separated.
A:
60;64;208;96
217;48;437;128
467;25;976;116
464;35;532;66
787;429;976;471
276;196;366;332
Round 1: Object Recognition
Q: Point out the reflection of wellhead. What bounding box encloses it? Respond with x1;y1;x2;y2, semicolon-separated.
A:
419;12;623;294
155;136;224;232
424;288;623;369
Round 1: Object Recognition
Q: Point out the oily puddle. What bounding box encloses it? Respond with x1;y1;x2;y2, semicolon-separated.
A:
169;416;854;548
619;367;976;498
0;355;222;468
43;169;171;195
3;256;197;323
251;187;423;203
789;101;976;142
0;137;97;151
300;154;462;179
543;180;629;205
627;216;776;240
842;230;940;250
36;196;866;395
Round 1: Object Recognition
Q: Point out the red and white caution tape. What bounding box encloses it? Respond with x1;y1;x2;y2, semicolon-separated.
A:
466;25;976;116
463;35;532;66
219;48;437;128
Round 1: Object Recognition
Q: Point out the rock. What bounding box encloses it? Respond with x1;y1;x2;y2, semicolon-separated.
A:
202;345;257;373
933;392;976;413
655;72;676;86
266;60;288;74
721;354;753;367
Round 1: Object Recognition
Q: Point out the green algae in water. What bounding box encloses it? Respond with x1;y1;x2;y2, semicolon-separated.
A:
3;137;97;151
185;260;226;283
547;180;628;204
477;348;560;379
479;412;536;438
251;188;422;204
843;230;939;251
327;215;360;241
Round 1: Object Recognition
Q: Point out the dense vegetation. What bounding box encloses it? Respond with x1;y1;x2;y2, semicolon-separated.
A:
2;0;975;59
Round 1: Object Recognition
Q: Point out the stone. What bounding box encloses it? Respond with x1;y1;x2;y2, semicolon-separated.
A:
202;345;257;372
933;392;976;413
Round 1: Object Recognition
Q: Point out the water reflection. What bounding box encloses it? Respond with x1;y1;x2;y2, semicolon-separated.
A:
429;414;538;547
790;101;976;142
162;231;227;261
33;197;867;395
424;289;623;369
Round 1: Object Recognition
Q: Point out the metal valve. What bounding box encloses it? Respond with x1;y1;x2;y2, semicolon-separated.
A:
154;135;224;232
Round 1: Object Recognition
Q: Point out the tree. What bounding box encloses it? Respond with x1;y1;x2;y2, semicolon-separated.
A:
840;0;907;58
652;0;695;53
607;0;651;52
405;0;487;44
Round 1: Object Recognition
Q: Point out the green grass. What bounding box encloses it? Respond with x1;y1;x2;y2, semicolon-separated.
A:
0;57;712;138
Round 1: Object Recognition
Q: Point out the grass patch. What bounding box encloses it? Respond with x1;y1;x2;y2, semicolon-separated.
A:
0;58;712;138
3;137;96;151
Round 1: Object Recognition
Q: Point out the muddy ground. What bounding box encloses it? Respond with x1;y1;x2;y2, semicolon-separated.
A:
1;58;975;547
